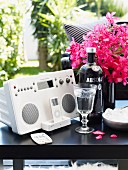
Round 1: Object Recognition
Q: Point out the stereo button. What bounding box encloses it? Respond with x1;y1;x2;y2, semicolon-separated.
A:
59;79;64;85
66;78;70;83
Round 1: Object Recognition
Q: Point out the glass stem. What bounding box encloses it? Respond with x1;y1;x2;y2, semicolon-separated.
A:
81;114;88;129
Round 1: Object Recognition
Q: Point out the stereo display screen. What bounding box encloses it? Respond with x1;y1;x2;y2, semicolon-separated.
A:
37;80;54;90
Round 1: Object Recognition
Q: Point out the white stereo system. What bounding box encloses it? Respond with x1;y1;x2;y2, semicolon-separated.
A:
0;69;78;135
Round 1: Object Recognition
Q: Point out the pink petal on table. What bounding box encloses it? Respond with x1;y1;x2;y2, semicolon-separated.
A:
110;134;117;138
96;135;103;140
92;130;105;135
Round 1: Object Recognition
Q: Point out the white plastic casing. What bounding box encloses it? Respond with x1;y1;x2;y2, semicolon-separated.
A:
1;69;77;135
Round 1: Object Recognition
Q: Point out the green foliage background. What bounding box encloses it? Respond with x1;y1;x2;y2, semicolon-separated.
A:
0;1;25;86
0;0;127;87
31;0;78;71
31;0;128;72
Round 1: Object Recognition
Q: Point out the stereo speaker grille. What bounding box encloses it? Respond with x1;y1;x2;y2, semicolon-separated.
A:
62;94;76;113
22;103;39;124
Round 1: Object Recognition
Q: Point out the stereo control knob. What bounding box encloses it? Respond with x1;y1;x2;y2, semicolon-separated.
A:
66;78;70;83
59;79;64;85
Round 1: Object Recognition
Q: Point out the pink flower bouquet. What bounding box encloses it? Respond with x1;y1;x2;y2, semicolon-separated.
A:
66;12;128;85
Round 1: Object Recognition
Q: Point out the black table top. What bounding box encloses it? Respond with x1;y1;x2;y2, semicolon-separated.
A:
0;100;128;159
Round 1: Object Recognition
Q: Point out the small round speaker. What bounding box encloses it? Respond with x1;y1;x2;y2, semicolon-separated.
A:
62;93;76;113
22;103;39;124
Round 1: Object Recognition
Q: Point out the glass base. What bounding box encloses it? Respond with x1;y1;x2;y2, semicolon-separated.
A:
75;126;94;134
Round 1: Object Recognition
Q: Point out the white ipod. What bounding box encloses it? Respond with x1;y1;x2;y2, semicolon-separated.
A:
50;97;62;123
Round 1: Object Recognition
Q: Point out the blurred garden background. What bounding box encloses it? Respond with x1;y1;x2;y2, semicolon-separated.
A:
0;0;128;87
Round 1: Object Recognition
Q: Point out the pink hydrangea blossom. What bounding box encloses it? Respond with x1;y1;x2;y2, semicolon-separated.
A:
92;130;105;135
96;135;103;140
66;12;128;85
110;134;117;138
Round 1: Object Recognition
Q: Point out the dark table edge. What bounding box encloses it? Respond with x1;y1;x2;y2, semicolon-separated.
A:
0;145;127;159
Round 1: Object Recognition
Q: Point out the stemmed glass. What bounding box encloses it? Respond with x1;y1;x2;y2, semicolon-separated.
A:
74;84;97;134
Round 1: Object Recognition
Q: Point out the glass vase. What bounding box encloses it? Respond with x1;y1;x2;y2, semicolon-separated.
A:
103;78;116;111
